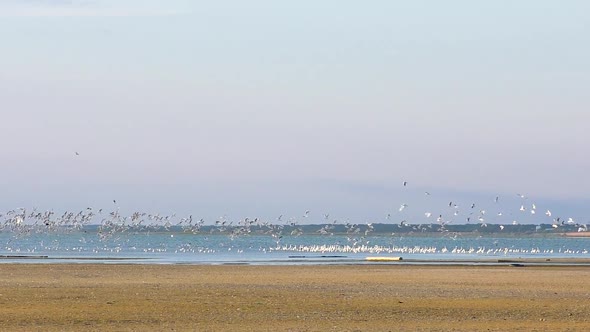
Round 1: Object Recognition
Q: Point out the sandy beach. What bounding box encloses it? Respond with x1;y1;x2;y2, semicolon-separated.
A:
0;264;589;331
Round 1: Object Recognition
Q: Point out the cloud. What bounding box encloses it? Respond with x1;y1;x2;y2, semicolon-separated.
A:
0;0;187;17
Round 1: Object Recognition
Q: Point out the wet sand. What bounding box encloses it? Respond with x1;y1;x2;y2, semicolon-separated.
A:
0;264;589;331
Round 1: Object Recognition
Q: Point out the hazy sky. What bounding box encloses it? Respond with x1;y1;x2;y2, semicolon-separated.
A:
1;1;589;223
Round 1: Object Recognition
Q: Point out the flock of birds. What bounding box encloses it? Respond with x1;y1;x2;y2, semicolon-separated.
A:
393;181;584;232
0;180;587;249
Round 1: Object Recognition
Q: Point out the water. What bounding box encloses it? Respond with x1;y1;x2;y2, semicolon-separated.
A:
1;227;589;265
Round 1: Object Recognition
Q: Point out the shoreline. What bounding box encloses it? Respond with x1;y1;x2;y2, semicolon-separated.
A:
1;264;590;331
2;254;590;266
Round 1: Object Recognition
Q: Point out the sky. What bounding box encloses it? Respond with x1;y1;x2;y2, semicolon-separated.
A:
1;0;589;224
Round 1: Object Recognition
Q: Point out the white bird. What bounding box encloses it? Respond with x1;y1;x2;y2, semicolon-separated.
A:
425;212;432;218
399;204;408;212
519;205;526;212
499;225;504;230
530;209;536;215
532;203;536;210
545;210;552;217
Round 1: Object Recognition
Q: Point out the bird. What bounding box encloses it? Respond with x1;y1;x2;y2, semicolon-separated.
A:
545;210;552;217
399;204;408;212
403;181;408;187
75;152;80;156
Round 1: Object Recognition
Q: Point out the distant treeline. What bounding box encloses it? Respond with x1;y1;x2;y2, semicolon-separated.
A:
72;223;586;235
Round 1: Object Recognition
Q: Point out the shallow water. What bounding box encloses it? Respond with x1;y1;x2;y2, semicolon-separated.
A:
1;228;589;264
